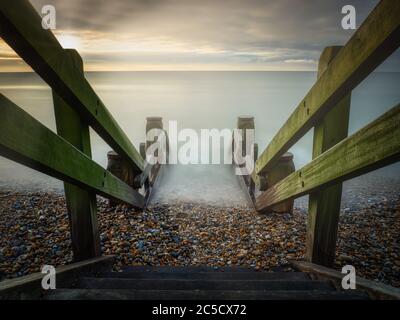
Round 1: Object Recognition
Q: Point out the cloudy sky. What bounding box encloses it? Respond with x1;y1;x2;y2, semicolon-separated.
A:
2;0;397;71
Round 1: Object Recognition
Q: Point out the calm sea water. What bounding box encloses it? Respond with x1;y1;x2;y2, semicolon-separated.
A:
0;71;399;205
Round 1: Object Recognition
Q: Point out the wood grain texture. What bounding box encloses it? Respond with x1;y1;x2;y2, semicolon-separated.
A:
306;47;351;267
52;49;100;261
266;153;295;213
256;104;400;212
0;256;115;300
254;0;400;176
0;94;144;208
235;117;256;207
0;0;144;172
291;260;400;300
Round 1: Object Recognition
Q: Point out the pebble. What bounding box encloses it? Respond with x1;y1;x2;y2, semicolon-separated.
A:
0;186;399;289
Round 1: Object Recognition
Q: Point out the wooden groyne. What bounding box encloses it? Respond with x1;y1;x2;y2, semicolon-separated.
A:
0;0;399;300
0;1;165;261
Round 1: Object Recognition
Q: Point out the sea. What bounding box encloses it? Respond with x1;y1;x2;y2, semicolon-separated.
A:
0;71;399;206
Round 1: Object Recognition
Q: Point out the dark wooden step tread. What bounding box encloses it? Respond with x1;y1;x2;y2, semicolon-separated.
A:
75;277;334;291
46;289;369;300
121;266;279;273
98;271;310;281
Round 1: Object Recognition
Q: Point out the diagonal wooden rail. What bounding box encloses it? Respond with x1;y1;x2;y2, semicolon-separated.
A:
243;0;400;271
255;104;400;211
0;0;160;260
0;0;144;173
0;94;144;208
254;0;400;178
0;0;399;284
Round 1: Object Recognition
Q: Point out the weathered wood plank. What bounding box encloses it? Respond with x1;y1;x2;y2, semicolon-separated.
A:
0;256;114;300
76;277;334;291
0;0;144;172
234;117;256;207
0;94;144;208
255;104;400;212
306;47;351;267
254;0;400;177
144;161;163;207
106;150;141;207
46;288;369;300
143;117;166;206
52;49;100;261
290;260;400;300
265;152;295;213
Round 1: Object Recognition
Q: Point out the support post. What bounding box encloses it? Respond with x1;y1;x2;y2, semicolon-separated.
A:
306;46;351;267
146;117;164;184
236;116;255;177
106;151;137;187
52;49;100;261
235;116;257;205
266;152;295;213
140;143;146;159
106;150;138;206
237;116;255;155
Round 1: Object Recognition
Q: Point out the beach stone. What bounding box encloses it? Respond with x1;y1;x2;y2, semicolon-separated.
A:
0;188;399;288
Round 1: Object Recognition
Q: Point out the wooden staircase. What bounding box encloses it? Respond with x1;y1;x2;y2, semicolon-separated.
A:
44;266;369;300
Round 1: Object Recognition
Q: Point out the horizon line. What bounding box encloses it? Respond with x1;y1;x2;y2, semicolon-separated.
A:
1;70;399;74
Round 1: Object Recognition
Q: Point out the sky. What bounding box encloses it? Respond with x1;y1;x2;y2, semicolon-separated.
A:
1;0;398;72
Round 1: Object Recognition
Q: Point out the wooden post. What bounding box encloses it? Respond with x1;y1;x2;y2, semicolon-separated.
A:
255;105;400;212
237;116;254;159
106;151;137;187
140;143;146;159
146;117;164;182
106;150;139;206
306;46;351;267
266;152;295;213
235;116;257;205
52;49;100;261
146;117;167;161
146;117;163;152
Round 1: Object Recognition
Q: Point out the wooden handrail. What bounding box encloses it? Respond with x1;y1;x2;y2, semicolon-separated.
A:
291;260;400;300
0;0;144;173
254;0;400;178
0;256;115;300
0;94;144;208
256;104;400;212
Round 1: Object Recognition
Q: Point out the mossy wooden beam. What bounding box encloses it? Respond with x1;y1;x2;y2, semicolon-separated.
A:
255;104;400;212
265;152;295;213
0;0;144;173
291;260;400;300
254;0;400;177
306;47;351;267
0;94;144;209
0;256;115;300
52;49;100;261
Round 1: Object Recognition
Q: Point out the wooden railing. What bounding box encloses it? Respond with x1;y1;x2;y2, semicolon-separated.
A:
239;0;400;267
0;94;145;207
0;0;158;261
0;0;399;270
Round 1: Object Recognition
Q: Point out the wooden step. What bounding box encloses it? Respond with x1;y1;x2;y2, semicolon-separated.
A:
121;265;262;273
98;271;310;281
75;278;334;291
46;289;369;300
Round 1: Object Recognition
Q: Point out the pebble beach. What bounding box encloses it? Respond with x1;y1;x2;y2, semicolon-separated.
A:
0;171;399;288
